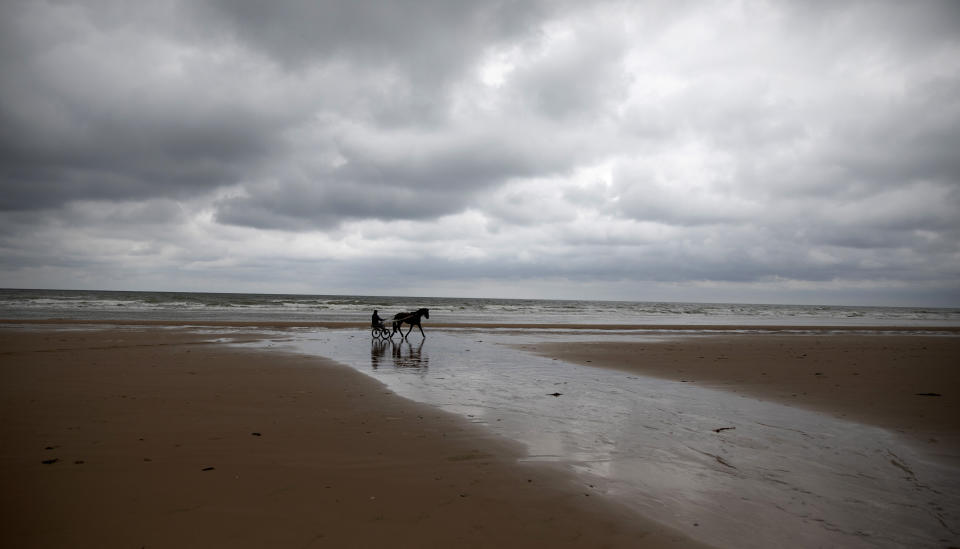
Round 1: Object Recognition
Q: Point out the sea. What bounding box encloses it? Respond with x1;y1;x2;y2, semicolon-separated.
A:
1;288;959;326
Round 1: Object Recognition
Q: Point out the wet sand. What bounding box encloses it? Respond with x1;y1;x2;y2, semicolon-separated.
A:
0;327;707;549
306;328;959;548
522;334;960;449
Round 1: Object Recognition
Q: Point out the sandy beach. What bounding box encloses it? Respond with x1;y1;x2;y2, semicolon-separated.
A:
0;326;709;549
2;323;958;548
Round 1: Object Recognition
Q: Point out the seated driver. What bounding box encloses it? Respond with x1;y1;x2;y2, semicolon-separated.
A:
371;309;384;328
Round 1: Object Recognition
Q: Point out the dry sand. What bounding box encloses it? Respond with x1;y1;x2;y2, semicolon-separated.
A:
521;334;960;450
0;327;709;549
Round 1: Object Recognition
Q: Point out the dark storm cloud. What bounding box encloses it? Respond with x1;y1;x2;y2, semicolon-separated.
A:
191;0;563;129
215;180;472;230
214;120;588;228
0;101;283;210
0;0;559;213
0;0;294;211
199;0;549;74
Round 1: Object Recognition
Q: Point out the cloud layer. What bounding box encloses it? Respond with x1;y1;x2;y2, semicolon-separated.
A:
2;0;959;305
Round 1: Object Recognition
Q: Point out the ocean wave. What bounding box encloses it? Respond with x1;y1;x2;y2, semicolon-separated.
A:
2;289;959;326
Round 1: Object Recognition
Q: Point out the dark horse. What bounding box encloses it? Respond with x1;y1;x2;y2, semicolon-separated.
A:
392;308;429;339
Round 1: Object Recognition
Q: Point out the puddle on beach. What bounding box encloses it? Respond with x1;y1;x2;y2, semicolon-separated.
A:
250;328;958;549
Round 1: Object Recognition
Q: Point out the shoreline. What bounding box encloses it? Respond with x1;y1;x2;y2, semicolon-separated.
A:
3;317;960;333
0;327;708;548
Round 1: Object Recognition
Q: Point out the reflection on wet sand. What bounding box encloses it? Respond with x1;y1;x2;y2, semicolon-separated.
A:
293;329;959;549
371;338;428;371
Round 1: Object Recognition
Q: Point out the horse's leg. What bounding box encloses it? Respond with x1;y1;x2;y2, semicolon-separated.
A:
404;323;413;339
417;321;425;338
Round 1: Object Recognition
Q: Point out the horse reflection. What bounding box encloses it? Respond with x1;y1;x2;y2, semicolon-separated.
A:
393;339;427;369
370;338;427;371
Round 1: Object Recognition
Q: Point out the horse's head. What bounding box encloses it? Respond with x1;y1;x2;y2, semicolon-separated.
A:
420;308;430;319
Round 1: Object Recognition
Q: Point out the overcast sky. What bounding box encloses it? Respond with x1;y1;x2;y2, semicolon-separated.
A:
1;1;959;306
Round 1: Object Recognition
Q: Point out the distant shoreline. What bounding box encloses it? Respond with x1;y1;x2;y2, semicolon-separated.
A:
3;318;960;333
